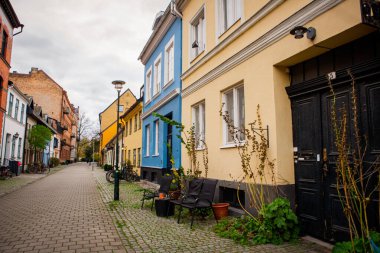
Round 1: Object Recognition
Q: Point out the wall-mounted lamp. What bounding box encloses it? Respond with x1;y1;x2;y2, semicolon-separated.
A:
290;26;316;40
14;132;19;138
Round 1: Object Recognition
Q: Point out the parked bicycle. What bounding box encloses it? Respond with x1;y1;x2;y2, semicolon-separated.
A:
106;165;140;183
0;166;12;179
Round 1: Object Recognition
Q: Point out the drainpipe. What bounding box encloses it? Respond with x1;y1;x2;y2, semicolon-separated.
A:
21;107;28;172
170;0;183;19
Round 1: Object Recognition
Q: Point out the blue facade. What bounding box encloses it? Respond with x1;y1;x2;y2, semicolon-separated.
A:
141;17;182;174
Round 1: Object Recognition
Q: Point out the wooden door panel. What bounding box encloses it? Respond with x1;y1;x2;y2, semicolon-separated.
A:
292;95;323;238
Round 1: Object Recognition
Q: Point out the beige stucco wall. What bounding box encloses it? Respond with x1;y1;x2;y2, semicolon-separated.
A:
181;0;366;185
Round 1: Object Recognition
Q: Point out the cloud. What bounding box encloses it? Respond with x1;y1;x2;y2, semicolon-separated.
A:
11;0;171;128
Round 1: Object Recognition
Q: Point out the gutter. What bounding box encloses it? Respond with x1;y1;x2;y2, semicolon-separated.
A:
171;0;183;19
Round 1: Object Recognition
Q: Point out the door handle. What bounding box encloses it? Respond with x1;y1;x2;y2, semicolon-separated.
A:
322;148;328;176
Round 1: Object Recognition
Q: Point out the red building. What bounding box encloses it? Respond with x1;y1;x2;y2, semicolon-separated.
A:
0;0;23;157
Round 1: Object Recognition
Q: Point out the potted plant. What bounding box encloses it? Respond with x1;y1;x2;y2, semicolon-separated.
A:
168;168;183;200
212;203;230;220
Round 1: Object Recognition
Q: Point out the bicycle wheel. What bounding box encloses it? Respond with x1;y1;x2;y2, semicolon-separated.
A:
106;170;115;183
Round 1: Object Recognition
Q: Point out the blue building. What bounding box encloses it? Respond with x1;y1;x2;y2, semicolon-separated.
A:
139;6;182;182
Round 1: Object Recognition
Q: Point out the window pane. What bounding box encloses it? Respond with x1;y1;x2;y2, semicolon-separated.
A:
225;90;234;143
237;86;245;141
201;103;205;142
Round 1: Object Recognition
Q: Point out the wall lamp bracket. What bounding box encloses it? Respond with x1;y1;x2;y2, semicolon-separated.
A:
290;26;316;40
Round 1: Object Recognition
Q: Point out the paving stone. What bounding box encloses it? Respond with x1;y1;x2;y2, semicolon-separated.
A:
0;164;126;253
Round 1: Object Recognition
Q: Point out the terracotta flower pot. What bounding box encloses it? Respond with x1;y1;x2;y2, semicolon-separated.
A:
212;203;230;220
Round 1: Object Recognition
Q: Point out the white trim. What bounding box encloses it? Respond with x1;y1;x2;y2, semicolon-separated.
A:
191;100;205;149
182;0;342;98
146;124;150;156
220;142;245;149
153;53;162;97
141;88;180;119
154;120;159;155
145;66;152;103
164;35;175;86
216;0;242;37
222;84;244;145
189;5;206;63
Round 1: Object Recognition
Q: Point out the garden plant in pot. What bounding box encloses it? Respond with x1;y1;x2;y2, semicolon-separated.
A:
212;203;230;220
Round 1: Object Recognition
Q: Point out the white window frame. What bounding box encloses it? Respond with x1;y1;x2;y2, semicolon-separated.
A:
14;98;19;120
153;54;162;96
145;125;150;156
222;84;245;146
190;6;206;61
216;0;242;36
154;120;159;155
164;36;175;88
145;67;152;103
192;101;205;149
20;104;25;124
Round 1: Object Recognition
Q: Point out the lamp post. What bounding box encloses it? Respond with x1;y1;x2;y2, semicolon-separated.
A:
112;80;125;201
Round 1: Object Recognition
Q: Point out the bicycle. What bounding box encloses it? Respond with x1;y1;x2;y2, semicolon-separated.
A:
0;166;12;179
106;166;140;183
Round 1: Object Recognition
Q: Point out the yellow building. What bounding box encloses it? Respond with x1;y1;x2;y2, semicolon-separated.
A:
99;89;136;165
177;0;379;241
119;97;143;174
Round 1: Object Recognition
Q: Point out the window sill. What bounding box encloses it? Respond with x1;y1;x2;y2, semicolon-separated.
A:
145;99;152;106
152;154;159;157
220;142;245;149
190;49;205;64
218;18;241;39
195;147;205;151
152;92;160;100
163;79;174;90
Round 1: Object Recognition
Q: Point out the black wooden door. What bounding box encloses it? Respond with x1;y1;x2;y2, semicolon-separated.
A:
292;80;380;242
292;94;324;239
321;86;354;242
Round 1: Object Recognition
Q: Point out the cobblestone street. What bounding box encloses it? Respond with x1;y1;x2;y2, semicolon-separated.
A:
0;163;332;253
0;163;125;253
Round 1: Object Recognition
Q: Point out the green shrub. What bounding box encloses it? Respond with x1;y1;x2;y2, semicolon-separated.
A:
333;231;380;253
214;198;299;245
254;197;299;245
49;157;60;168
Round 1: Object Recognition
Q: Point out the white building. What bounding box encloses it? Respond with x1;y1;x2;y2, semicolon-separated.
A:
1;83;28;167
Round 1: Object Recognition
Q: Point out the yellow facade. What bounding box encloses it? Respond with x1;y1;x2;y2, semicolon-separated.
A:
179;0;372;184
120;98;143;174
99;89;137;161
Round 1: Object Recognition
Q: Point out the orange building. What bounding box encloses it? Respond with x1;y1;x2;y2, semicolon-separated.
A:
0;0;23;158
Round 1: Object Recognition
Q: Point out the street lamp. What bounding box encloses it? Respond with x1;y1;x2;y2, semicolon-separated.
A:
112;80;125;201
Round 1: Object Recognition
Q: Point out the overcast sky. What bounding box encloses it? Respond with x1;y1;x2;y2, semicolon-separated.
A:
11;0;171;130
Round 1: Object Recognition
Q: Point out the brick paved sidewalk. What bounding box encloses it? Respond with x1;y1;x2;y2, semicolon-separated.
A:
93;167;331;253
0;163;125;253
0;166;64;197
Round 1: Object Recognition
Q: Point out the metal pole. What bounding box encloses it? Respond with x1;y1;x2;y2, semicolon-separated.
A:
114;90;120;201
92;137;94;171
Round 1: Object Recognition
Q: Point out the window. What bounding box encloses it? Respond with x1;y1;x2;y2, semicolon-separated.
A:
134;114;137;132
192;102;205;149
17;138;22;158
14;99;19;120
217;0;242;35
145;68;152;102
20;104;25;124
153;55;161;96
154;120;159;155
137;148;141;167
11;136;16;158
164;37;174;85
125;123;128;136
138;111;142;130
129;119;132;135
222;85;245;144
145;125;150;156
128;150;131;163
190;7;206;60
1;31;8;57
118;105;124;112
8;93;13;116
133;149;136;166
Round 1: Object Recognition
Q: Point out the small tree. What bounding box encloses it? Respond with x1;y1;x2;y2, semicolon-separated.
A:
28;125;52;163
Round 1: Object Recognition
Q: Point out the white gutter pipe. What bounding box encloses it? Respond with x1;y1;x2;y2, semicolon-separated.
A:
171;0;183;19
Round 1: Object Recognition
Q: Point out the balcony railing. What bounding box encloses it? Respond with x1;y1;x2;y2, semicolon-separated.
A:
361;0;380;28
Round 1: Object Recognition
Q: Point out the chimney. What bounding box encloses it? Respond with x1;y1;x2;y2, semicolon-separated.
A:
30;67;38;74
